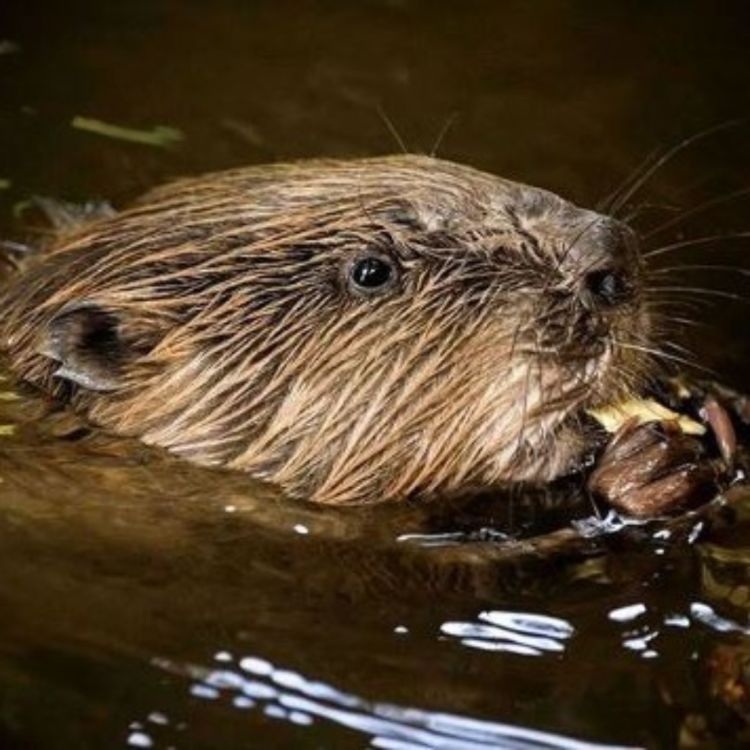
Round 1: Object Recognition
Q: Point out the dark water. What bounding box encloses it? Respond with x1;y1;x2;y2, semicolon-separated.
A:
2;2;750;748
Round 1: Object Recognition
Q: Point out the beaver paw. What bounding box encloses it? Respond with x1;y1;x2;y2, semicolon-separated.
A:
588;419;719;518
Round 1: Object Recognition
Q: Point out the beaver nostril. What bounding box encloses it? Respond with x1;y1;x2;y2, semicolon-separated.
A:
584;268;632;308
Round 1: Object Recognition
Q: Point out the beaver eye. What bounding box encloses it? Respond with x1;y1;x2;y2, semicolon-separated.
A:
348;255;397;294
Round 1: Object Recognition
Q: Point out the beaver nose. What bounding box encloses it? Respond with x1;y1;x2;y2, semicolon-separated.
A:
579;219;638;309
583;267;634;308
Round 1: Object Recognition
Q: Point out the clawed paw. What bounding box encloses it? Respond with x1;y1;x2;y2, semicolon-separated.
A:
588;419;720;518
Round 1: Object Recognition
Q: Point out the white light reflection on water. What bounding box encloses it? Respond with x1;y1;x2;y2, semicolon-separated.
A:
607;603;659;660
440;610;574;656
690;602;750;634
151;648;640;750
126;731;154;748
397;529;510;547
605;600;750;663
607;604;646;623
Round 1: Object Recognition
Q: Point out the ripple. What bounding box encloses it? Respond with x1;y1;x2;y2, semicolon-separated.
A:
690;601;750;635
440;609;574;656
608;604;647;623
396;529;510;547
149;648;638;750
126;731;154;748
607;603;661;660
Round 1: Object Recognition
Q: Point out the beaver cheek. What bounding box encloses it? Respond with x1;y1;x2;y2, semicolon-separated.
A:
39;303;127;393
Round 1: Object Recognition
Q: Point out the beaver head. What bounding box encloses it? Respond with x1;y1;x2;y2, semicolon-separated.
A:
0;155;651;504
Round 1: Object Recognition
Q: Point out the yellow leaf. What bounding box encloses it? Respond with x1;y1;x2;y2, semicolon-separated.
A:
587;398;705;435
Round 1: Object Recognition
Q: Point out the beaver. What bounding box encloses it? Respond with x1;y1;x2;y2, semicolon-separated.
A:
0;155;680;506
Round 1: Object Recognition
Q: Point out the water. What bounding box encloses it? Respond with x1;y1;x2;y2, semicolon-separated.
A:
2;2;750;748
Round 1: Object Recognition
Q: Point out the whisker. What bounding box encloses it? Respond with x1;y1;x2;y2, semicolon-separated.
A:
644;231;750;259
622;201;682;224
651;314;704;329
618;341;718;377
430;112;459;158
648;264;750;276
650;285;749;303
609;118;747;216
644;297;712;314
662;339;701;358
376;104;409;155
643;185;750;239
597;147;662;214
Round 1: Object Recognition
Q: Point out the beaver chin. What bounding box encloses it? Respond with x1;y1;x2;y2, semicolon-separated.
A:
511;307;654;485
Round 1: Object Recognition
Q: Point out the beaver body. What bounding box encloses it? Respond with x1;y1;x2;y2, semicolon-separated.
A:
0;156;650;504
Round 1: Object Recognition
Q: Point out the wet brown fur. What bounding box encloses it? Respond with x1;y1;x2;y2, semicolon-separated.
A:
0;155;652;504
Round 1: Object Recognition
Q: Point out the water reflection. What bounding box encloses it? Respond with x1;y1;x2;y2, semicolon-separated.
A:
607;604;647;623
147;650;638;750
441;610;574;656
604;596;750;664
690;602;750;636
3;359;750;747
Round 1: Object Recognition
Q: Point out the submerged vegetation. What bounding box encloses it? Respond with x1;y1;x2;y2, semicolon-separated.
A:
71;117;184;148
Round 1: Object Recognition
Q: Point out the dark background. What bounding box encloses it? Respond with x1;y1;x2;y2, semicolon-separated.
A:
1;1;750;200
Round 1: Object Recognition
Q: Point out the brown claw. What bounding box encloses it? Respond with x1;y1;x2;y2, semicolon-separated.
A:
702;396;737;465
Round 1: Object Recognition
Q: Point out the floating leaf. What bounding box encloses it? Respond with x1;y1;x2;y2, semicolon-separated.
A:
71;116;184;149
0;424;16;437
0;179;10;190
0;391;20;401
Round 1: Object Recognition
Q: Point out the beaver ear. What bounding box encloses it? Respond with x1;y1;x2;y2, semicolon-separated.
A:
41;304;129;393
